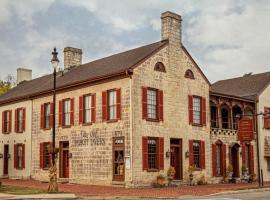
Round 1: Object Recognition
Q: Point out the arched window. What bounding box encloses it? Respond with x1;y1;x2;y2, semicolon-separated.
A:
184;69;194;79
210;101;218;128
221;104;230;129
232;105;242;130
154;62;166;73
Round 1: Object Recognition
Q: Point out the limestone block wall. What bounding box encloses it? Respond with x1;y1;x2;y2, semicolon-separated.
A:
0;100;32;179
131;42;210;186
31;77;131;186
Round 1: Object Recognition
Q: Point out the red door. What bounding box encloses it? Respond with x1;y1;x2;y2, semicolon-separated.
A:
59;142;69;178
170;139;183;180
3;145;9;175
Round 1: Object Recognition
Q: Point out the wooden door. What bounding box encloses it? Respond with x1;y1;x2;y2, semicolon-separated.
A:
59;141;69;178
113;137;125;181
3;145;9;175
170;139;183;180
231;146;239;177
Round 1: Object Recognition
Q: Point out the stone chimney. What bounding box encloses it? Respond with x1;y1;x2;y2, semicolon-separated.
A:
161;11;182;46
16;68;32;85
63;47;82;69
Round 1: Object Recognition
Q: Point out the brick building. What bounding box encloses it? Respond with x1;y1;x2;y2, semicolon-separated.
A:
0;11;268;187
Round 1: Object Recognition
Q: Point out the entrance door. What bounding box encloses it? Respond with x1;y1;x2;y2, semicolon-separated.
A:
59;141;69;178
170;139;183;180
231;144;239;177
3;145;9;175
112;137;125;181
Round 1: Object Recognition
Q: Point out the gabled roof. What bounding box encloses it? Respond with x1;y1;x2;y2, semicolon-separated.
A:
210;71;270;101
0;40;168;105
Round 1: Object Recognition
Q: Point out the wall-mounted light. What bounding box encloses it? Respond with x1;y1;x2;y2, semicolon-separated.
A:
166;149;171;158
185;151;189;158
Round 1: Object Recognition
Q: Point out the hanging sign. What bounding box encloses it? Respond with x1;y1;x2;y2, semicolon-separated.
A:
238;117;254;142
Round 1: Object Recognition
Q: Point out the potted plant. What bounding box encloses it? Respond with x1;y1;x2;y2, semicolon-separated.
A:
227;164;234;183
167;166;176;186
156;174;166;187
188;165;195;185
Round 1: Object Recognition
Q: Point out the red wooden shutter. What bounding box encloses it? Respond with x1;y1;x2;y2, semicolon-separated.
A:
189;140;194;166
242;143;246;167
49;142;53;167
116;89;121;120
250;144;254;175
91;94;96;123
2;112;4;133
79;96;83;124
212;144;217;176
70;98;74;126
158;90;164;121
15;109;18;132
8;110;12;133
22;144;25;169
200;140;206;169
188;95;193;124
58;100;63;127
102;91;108;121
142;87;147;119
222;144;226;176
202;97;206;126
22;108;26;131
40;143;44;169
50;103;54;128
142;136;148;170
40;104;44;129
14;144;18;169
158;137;164;170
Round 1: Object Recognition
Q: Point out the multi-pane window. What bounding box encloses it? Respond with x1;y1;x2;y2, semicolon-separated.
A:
3;111;10;133
148;138;157;169
217;144;222;176
43;143;51;169
44;103;51;129
193;141;201;168
17;144;23;169
17;109;24;132
108;90;117;120
193;97;201;124
147;89;157;119
84;95;92;123
63;99;71;126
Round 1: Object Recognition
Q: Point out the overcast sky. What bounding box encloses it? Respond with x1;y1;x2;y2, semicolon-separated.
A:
0;0;269;83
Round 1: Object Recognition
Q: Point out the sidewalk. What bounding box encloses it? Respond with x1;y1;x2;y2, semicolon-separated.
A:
2;179;270;198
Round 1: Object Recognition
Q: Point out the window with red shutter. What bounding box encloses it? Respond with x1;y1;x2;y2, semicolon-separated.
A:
142;136;148;170
200;141;206;169
222;144;226;176
102;91;108;121
40;104;45;129
58;100;63;127
212;144;217;176
2;110;11;134
202;97;206;126
116;89;121;120
14;144;18;169
158;137;164;170
40;143;44;169
189;140;194;167
15;109;18;132
188;96;193;124
158;90;164;121
142;87;147;119
250;144;254;175
1;111;4;133
91;94;96;123
70;98;74;126
22;144;25;169
50;103;54;128
79;96;83;124
8;110;12;133
22;108;26;131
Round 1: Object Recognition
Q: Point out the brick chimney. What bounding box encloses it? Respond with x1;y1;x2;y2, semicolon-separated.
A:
63;47;82;69
16;68;32;85
161;11;182;46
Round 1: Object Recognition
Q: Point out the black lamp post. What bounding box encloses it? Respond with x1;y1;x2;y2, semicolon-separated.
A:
48;47;59;193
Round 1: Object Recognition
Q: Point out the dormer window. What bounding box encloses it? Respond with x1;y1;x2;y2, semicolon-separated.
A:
185;69;194;79
154;62;166;73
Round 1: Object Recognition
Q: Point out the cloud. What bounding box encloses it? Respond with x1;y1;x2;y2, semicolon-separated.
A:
0;0;269;83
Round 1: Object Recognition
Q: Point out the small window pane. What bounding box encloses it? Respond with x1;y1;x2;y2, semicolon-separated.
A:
193;97;201;124
84;95;92;123
17;145;23;169
148;138;157;169
44;104;51;129
18;109;23;132
44;143;50;169
63;100;71;126
147;89;157;119
108;91;116;120
193;141;201;168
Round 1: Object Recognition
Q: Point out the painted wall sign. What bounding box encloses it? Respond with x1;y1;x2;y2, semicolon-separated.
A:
71;130;106;147
238;117;254;142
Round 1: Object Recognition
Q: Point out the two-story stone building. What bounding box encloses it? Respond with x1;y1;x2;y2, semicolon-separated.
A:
0;11;211;186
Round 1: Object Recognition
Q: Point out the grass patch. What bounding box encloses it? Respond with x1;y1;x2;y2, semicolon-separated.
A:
0;185;45;195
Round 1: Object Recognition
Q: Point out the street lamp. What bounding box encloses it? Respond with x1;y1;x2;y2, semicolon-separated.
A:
48;47;59;193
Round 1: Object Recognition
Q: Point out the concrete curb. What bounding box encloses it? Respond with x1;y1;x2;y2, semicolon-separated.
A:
203;187;270;197
7;193;77;200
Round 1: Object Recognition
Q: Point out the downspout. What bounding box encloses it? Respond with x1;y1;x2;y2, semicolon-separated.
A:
255;98;262;187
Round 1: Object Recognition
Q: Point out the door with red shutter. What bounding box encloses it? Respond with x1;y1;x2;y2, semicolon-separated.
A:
112;137;125;181
230;144;240;177
170;139;183;180
59;141;69;178
3;145;9;175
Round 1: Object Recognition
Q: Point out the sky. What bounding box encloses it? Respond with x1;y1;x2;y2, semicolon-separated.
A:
0;0;269;83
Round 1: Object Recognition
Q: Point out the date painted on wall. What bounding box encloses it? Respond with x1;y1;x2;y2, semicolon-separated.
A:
71;130;106;147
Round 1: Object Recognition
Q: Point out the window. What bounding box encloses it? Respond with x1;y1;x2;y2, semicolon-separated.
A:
14;144;25;169
2;110;11;133
63;99;71;126
211;106;218;128
43;143;51;169
221;107;229;129
44;103;51;129
17;145;23;169
84;95;92;123
147;89;157;120
185;69;194;79
148;138;157;169
217;144;222;176
15;108;25;133
264;107;270;129
154;62;166;73
193;97;201;124
193;141;201;168
108;90;117;120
